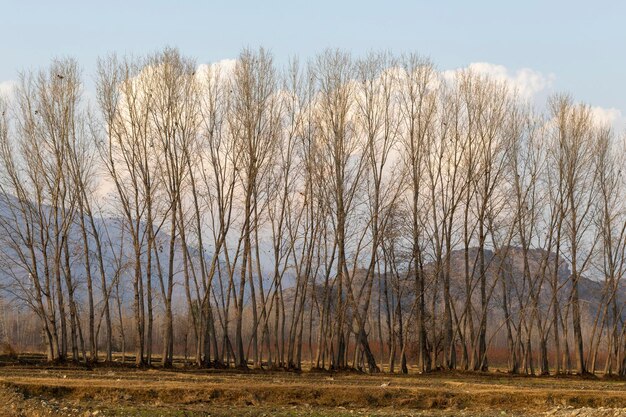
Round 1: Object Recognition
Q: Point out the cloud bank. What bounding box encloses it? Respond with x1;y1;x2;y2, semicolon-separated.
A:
443;62;624;132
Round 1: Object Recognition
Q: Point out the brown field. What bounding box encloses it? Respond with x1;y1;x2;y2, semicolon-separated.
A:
2;356;626;416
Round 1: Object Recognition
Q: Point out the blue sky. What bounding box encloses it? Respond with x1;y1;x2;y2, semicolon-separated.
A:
1;0;624;122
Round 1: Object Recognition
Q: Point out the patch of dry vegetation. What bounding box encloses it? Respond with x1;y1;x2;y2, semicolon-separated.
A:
0;341;17;358
1;365;626;416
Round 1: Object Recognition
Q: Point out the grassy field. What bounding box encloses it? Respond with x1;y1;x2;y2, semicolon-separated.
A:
1;357;626;416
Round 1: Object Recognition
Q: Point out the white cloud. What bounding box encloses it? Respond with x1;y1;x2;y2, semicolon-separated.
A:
196;59;237;83
0;80;15;97
443;62;555;101
470;63;554;99
440;63;626;132
590;106;625;132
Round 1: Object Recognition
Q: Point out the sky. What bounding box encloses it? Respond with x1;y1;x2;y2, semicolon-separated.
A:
0;0;624;128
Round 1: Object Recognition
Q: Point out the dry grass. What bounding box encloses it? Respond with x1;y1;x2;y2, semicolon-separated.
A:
0;342;17;358
1;363;626;416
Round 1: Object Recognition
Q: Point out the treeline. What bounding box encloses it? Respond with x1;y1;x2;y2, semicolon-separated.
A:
0;47;624;375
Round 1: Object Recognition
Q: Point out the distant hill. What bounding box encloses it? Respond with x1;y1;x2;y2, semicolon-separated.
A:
277;246;624;350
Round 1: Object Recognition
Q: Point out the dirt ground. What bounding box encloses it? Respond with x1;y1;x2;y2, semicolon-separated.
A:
1;361;626;416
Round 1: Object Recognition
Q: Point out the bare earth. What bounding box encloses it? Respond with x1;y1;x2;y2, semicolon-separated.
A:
1;364;626;416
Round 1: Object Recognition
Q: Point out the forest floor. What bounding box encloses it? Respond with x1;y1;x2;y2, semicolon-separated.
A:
1;355;626;416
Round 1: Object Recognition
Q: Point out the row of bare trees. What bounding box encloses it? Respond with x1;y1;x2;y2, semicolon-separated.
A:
0;48;625;375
